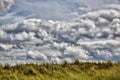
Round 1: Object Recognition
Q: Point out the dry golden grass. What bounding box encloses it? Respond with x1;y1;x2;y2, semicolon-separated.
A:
0;60;120;80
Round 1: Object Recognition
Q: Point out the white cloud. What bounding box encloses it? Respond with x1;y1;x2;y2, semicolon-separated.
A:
0;1;120;64
64;46;89;59
0;43;13;51
103;4;120;11
27;51;47;60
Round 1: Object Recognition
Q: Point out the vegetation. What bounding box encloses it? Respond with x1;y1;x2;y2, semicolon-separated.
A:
0;60;120;80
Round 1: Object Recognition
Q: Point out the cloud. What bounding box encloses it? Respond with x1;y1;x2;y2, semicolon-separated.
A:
0;0;120;26
0;43;13;51
0;1;120;64
0;0;14;13
81;10;120;21
27;51;47;60
103;4;120;11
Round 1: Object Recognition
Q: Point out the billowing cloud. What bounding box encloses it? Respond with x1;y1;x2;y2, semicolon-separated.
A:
0;0;120;64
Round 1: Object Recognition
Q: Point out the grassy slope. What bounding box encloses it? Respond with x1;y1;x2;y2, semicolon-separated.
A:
0;60;120;80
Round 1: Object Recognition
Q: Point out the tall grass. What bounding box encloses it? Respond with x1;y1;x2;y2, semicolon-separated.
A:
0;60;120;80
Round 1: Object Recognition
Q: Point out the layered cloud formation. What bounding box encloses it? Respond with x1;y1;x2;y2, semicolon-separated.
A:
0;0;120;64
0;0;120;63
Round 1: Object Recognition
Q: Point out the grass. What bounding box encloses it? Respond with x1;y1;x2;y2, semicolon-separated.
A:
0;60;120;80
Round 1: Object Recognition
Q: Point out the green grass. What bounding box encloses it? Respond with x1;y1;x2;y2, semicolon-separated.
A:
0;60;120;80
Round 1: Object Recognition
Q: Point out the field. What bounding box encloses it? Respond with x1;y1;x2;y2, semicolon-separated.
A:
0;60;120;80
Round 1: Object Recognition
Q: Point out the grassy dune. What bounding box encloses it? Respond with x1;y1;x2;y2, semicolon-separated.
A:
0;60;120;80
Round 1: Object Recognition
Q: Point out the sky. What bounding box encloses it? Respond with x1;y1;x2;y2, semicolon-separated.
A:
0;0;120;64
0;0;120;24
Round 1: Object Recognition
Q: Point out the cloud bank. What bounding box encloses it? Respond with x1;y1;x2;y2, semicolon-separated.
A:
0;0;120;64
